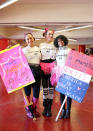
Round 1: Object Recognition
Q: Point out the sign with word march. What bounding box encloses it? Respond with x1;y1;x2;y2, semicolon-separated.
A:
56;50;93;103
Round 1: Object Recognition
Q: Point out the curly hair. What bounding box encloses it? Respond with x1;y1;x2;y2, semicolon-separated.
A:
54;35;68;48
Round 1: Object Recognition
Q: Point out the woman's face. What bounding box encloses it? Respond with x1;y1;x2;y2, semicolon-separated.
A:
46;30;54;42
58;39;64;47
25;34;34;46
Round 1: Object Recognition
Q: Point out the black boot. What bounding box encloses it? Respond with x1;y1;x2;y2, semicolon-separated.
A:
42;99;48;116
64;109;70;119
64;97;72;119
33;106;41;118
46;99;52;117
60;109;66;119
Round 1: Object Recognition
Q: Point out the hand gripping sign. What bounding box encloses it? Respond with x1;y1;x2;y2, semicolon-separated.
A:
0;44;35;93
55;50;93;121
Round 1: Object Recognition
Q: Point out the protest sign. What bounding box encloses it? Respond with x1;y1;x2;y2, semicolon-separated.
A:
0;44;35;93
56;50;93;103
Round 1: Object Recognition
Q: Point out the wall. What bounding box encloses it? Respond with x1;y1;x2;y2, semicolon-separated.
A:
0;4;93;23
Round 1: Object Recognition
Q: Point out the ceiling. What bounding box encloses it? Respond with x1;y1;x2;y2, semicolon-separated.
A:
0;22;93;45
0;0;93;45
0;0;93;4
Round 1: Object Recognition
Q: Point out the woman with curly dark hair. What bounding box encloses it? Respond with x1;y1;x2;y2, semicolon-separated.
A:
51;35;72;119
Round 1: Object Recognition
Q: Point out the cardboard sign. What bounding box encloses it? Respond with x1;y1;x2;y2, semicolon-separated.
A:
56;50;93;103
65;50;93;76
0;44;35;93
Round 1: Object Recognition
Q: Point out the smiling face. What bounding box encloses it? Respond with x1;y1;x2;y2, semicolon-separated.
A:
25;33;34;47
57;39;65;47
45;30;54;42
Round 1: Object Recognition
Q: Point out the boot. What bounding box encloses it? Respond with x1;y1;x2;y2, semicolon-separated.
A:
60;109;66;119
64;97;72;119
42;99;48;116
28;105;35;118
24;96;30;111
24;96;34;118
46;99;52;117
64;109;70;119
32;97;40;117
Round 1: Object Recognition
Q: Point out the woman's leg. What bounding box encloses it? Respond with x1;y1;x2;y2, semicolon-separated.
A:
32;66;41;117
60;93;66;119
24;85;34;118
47;75;54;116
64;97;72;119
42;71;49;116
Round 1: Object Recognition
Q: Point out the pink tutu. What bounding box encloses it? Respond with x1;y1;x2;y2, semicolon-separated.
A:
50;65;64;86
40;62;55;75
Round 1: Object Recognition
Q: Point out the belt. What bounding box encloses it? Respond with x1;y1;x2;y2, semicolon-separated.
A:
29;63;40;67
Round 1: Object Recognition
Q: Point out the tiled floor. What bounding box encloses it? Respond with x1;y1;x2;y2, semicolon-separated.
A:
0;83;93;131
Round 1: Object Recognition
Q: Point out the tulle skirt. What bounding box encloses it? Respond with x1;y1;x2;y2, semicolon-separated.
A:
40;61;55;75
50;65;64;86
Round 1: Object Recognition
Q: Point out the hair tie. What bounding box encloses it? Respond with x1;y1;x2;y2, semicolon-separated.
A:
44;28;48;32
